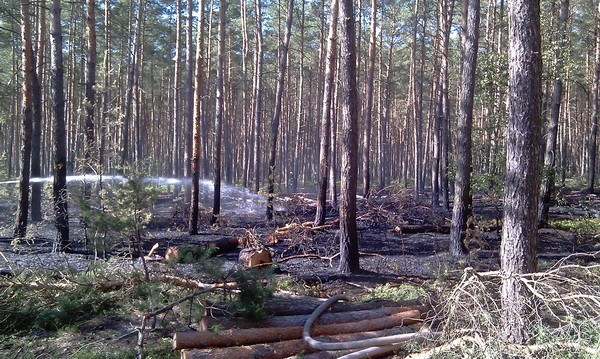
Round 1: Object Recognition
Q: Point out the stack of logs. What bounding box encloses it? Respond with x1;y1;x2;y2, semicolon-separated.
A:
173;298;428;358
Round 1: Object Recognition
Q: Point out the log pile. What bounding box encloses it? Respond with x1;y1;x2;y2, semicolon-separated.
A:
173;297;428;359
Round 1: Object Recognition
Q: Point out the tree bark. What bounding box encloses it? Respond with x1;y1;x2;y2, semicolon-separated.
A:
190;0;205;234
338;0;360;273
587;6;600;193
211;0;227;224
184;0;194;183
14;0;35;239
84;0;97;192
539;0;569;226
362;0;377;198
30;0;46;222
501;0;542;344
50;0;69;250
252;0;264;193
266;0;294;221
314;0;339;227
450;0;480;257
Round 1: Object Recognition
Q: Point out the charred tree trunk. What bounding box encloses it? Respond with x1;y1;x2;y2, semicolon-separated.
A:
450;0;480;257
314;0;338;226
14;0;35;239
266;0;294;221
50;0;69;250
501;0;542;344
338;0;360;274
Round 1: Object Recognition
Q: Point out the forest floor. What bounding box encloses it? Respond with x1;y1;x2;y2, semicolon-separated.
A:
0;183;599;358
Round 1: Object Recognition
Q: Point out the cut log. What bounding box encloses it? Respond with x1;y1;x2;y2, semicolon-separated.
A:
173;308;421;349
181;326;417;359
238;248;272;268
200;305;428;331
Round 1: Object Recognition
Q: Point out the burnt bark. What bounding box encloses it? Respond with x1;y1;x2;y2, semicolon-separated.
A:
587;7;600;193
450;0;479;257
50;0;69;250
501;0;542;344
338;0;360;274
14;0;35;239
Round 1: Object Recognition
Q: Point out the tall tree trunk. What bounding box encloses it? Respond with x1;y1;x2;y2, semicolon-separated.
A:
122;0;144;165
338;0;360;274
184;0;194;182
241;0;250;188
362;0;377;198
292;0;305;193
252;0;264;193
100;0;110;175
539;0;569;225
50;0;69;250
31;0;46;222
211;0;226;224
450;0;480;257
15;0;35;239
314;0;338;226
190;0;205;234
266;0;294;221
587;6;600;193
84;0;97;190
172;0;182;179
501;0;542;344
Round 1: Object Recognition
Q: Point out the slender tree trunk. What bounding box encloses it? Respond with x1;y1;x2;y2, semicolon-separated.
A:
50;0;69;250
184;0;194;182
362;0;377;198
241;0;250;188
100;0;110;175
31;0;46;222
501;0;542;344
266;0;294;221
314;0;338;226
450;0;480;257
292;0;305;193
15;0;35;239
338;0;360;274
587;7;600;193
172;0;182;179
539;0;569;225
84;0;97;190
122;0;144;165
190;0;205;234
211;0;226;224
252;0;264;193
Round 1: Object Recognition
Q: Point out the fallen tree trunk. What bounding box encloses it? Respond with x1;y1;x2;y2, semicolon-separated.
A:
173;308;421;350
180;326;417;359
200;305;428;330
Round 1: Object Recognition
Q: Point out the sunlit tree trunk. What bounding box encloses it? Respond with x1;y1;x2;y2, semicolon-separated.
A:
211;0;226;224
252;0;264;193
501;0;542;344
314;0;338;226
338;0;360;274
184;0;194;183
266;0;294;221
190;0;205;234
450;0;480;257
50;0;69;250
292;0;305;193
